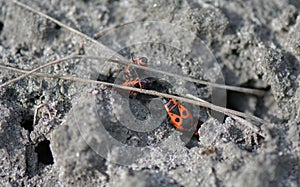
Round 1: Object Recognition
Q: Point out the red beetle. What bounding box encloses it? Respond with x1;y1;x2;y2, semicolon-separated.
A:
119;57;203;135
125;56;148;73
162;98;201;135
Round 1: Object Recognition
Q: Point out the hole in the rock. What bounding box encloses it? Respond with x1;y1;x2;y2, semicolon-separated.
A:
227;82;269;113
241;79;271;92
184;136;199;149
97;73;115;83
35;140;54;165
21;115;34;132
227;91;249;112
0;21;3;34
225;82;256;109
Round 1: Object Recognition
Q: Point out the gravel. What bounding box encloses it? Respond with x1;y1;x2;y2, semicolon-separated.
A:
0;0;299;186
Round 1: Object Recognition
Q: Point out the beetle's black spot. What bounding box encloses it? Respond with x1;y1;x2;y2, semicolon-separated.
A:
175;118;180;123
139;57;148;63
170;105;181;116
182;110;187;116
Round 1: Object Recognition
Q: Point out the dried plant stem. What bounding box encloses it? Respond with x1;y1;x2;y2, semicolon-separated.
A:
12;0;126;61
0;53;267;97
93;19;146;39
0;55;80;88
8;0;269;133
12;0;266;96
0;64;268;127
186;94;264;136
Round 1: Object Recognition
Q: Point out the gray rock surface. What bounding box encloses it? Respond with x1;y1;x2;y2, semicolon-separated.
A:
0;0;299;186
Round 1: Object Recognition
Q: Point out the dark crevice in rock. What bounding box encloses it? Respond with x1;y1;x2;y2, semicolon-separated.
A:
35;140;54;165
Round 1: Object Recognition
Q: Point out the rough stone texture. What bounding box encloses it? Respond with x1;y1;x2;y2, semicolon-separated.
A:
0;0;299;186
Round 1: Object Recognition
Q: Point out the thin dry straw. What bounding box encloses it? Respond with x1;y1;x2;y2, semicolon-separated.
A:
12;0;126;61
86;56;267;96
186;94;263;136
0;55;80;88
12;0;266;96
0;63;267;127
93;19;146;39
8;0;269;129
12;0;96;45
0;53;267;97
